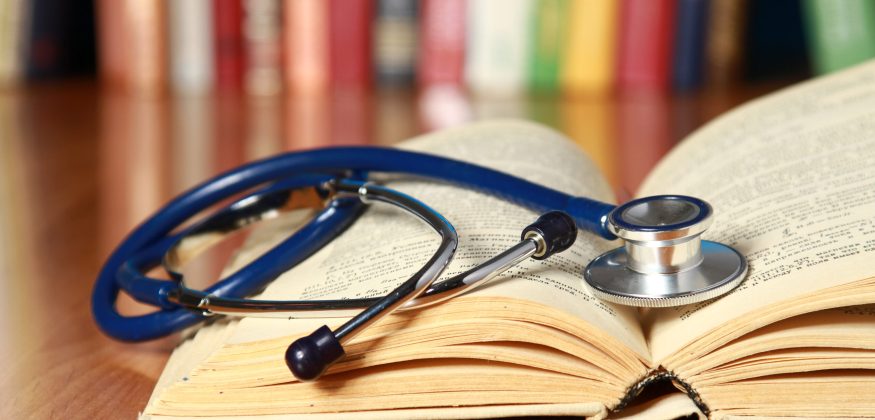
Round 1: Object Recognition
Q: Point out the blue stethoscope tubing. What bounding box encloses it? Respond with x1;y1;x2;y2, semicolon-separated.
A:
93;147;617;342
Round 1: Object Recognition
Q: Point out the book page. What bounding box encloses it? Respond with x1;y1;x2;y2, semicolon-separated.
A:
639;61;875;362
228;120;650;359
703;371;875;418
678;305;875;381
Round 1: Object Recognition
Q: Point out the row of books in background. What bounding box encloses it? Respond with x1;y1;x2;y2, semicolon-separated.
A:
2;0;875;95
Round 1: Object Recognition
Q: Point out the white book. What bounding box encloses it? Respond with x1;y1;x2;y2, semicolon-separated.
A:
465;0;534;97
244;0;283;96
167;0;214;95
0;0;25;86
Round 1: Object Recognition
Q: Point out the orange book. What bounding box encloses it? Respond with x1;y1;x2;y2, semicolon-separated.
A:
118;0;166;93
284;0;329;94
561;0;619;95
95;0;126;88
706;0;748;87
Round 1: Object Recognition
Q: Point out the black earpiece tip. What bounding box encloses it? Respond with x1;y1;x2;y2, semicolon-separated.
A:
285;325;345;381
522;211;577;260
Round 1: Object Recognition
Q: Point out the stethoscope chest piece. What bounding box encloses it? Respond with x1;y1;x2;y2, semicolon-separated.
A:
583;195;747;307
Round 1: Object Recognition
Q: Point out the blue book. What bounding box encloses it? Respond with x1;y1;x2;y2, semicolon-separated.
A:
672;0;709;91
374;0;419;86
24;0;96;80
745;0;809;81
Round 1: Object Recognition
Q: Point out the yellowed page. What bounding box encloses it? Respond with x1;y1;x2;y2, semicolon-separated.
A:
703;371;875;418
638;60;875;363
141;320;240;417
675;306;875;416
145;402;606;420
679;305;875;381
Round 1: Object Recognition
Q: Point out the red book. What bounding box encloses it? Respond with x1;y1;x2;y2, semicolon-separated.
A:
417;0;466;87
616;0;676;91
214;0;245;91
328;0;374;88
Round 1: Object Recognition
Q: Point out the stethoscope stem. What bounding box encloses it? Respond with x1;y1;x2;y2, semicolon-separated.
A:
395;238;539;311
284;210;577;381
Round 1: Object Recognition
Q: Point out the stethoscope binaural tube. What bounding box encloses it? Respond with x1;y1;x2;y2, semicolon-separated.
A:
92;173;365;342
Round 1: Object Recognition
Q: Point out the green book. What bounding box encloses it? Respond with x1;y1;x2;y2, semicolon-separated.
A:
803;0;875;74
529;0;568;92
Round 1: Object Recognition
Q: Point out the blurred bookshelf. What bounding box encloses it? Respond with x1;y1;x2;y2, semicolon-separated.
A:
3;0;875;197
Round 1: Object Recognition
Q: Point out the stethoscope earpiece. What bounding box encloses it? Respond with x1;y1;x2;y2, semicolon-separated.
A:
286;325;345;381
583;195;747;307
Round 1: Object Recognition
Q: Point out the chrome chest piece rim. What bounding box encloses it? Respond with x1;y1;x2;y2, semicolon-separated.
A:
583;195;748;307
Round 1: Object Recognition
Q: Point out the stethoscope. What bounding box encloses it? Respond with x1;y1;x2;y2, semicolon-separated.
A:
93;147;747;381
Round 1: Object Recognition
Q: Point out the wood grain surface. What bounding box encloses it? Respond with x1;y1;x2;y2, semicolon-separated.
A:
0;79;794;419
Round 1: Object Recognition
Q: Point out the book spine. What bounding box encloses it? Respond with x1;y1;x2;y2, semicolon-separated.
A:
672;0;709;91
329;0;374;89
803;0;875;75
373;0;418;86
214;0;245;91
22;0;63;79
168;0;215;94
529;0;567;93
417;0;466;88
705;0;747;87
616;0;676;91
0;0;25;86
615;369;710;415
465;0;535;96
243;0;283;96
121;0;167;93
745;0;808;80
96;0;126;87
561;0;619;95
283;0;329;94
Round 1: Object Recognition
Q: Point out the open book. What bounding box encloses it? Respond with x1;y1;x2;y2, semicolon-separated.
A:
142;61;875;419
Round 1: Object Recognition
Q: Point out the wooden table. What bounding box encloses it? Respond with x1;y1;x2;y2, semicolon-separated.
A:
0;79;795;418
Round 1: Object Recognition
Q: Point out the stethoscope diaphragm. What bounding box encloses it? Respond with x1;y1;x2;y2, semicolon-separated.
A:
583;195;748;307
